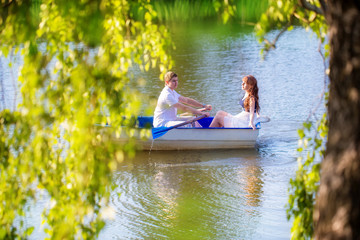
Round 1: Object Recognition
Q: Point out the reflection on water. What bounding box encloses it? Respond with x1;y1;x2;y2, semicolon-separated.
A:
241;165;264;208
108;149;265;239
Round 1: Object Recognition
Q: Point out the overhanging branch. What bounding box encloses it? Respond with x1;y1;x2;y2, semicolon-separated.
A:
262;7;297;52
298;0;324;15
294;11;318;24
319;0;327;13
2;0;14;8
263;22;291;50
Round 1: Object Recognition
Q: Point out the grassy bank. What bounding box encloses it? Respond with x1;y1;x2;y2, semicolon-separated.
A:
152;0;269;24
30;0;268;25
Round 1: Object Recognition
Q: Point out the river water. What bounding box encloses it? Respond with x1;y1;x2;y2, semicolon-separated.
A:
98;21;327;239
0;21;327;239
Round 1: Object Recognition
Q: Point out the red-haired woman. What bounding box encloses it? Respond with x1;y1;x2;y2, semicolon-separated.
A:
209;75;264;130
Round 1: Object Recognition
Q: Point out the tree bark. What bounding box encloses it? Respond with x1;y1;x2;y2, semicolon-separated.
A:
315;0;360;239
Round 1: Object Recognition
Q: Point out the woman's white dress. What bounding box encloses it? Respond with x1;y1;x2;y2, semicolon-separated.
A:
224;111;256;128
223;95;257;128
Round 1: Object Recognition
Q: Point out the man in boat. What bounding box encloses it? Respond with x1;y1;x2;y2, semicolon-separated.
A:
153;71;212;128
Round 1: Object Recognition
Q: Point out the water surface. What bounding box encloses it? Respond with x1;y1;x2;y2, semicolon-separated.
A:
0;20;327;239
100;21;326;239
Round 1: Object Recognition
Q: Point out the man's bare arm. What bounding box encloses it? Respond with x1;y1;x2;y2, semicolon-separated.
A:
173;102;210;117
179;96;212;110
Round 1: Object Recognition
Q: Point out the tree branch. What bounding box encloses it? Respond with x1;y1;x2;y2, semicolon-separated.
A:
306;39;329;122
263;7;297;52
294;12;318;24
319;0;327;13
2;0;15;8
298;0;324;15
263;22;291;50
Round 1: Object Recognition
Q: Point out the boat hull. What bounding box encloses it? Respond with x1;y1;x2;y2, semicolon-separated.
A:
139;128;259;150
112;117;260;150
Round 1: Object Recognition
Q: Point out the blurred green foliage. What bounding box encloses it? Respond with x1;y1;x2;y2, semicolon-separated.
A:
0;0;174;238
0;0;237;238
255;1;329;239
288;108;328;239
255;0;327;54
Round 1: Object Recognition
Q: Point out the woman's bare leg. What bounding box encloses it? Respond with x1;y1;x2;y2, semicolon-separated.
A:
209;111;228;127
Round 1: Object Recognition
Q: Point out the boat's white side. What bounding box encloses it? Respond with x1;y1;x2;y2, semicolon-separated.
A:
114;127;259;150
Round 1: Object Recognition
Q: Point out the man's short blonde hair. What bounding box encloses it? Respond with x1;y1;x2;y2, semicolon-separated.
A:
164;71;177;82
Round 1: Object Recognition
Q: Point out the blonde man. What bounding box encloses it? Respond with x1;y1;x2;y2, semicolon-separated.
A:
153;71;211;128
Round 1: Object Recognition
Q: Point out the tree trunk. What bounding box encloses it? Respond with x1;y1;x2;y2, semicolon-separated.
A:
315;0;360;239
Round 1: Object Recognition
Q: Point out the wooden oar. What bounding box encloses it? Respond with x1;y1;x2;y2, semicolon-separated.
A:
152;114;207;140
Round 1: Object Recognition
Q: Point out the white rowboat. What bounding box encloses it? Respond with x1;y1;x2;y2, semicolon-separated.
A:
113;116;260;150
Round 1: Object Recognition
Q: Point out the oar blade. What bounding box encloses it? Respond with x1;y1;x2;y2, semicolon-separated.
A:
151;115;207;140
152;126;170;140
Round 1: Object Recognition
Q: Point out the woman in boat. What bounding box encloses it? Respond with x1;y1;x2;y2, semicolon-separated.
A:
209;75;260;130
153;71;211;128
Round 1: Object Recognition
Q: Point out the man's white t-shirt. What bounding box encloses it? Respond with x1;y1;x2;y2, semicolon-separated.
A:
153;86;181;127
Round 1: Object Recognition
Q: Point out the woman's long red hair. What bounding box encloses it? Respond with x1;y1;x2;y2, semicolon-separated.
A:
243;75;260;113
